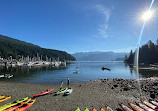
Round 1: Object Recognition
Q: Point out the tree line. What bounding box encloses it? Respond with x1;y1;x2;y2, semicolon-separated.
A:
124;39;158;64
0;34;76;61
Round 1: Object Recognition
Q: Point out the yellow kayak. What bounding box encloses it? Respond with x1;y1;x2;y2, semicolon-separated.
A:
0;96;11;103
100;107;105;111
0;95;5;100
92;107;97;111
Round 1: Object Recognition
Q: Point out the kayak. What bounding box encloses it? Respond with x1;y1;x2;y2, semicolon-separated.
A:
0;75;4;78
120;104;133;111
4;98;32;111
136;102;154;111
150;100;158;106
33;88;54;97
0;97;29;111
0;95;5;99
56;88;68;95
14;99;36;111
100;107;105;111
7;75;13;78
64;88;73;96
0;96;11;103
84;107;89;111
75;107;81;111
92;108;97;111
105;104;113;111
128;103;144;111
142;101;158;110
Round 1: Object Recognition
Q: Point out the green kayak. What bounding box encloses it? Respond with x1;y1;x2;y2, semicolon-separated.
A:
75;107;81;111
0;97;29;111
56;87;68;95
84;107;89;111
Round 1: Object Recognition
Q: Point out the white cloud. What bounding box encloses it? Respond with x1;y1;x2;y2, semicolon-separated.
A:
95;4;111;38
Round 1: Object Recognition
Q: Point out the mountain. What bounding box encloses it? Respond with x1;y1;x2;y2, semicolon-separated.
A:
0;34;76;61
72;51;128;61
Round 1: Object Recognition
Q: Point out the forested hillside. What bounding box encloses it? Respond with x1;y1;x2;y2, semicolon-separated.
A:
125;39;158;64
0;34;76;61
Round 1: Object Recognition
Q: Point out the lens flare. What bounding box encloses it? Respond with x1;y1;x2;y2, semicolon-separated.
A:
142;11;153;21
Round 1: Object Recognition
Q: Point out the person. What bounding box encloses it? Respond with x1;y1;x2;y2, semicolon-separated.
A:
60;81;63;90
67;78;70;89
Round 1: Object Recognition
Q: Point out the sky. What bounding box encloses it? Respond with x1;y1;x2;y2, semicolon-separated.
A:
0;0;158;54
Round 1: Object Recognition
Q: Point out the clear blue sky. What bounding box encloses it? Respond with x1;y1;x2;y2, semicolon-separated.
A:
0;0;158;54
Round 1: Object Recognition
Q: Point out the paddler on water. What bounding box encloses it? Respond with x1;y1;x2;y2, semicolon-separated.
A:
67;78;70;89
60;81;63;90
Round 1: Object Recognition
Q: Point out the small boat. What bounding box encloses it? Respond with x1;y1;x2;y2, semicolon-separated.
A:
64;88;73;96
102;67;111;71
56;87;68;95
100;107;105;111
14;99;36;111
0;97;29;111
0;74;14;78
128;103;144;111
7;74;13;78
142;101;158;110
0;96;11;103
33;88;54;97
149;100;158;106
84;107;89;111
0;95;5;100
75;107;81;111
0;75;5;78
105;104;113;111
136;102;154;111
92;107;97;111
120;104;133;111
4;98;32;111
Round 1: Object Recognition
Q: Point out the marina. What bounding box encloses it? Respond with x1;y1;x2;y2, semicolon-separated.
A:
0;54;66;67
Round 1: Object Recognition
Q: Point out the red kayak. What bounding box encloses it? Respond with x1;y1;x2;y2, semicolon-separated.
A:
33;88;54;97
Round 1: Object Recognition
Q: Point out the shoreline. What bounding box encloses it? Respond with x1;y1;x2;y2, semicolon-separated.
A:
0;78;158;111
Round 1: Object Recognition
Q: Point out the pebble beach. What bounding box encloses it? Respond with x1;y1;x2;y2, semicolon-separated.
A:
0;78;158;111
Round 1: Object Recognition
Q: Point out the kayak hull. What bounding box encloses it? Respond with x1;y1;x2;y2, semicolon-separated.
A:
15;99;36;111
0;96;11;103
56;88;68;95
64;89;73;96
0;97;29;111
33;88;54;97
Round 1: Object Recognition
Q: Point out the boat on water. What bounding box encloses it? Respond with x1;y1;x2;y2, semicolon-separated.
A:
102;67;111;71
0;74;13;78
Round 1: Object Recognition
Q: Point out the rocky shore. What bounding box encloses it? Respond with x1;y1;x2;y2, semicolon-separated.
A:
0;78;158;111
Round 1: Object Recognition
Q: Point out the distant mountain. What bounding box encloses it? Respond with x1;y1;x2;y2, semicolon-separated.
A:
72;51;128;61
0;34;76;61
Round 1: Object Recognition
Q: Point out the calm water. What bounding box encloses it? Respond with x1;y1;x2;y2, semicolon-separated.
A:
0;61;158;84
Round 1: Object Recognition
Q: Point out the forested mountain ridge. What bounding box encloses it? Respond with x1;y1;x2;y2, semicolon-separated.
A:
0;34;76;61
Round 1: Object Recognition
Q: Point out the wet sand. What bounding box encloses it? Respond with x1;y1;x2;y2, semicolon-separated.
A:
0;78;158;111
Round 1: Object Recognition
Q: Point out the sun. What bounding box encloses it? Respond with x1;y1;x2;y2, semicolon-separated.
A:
142;11;153;21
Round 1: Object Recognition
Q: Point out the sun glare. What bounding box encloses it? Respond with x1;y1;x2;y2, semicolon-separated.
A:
142;11;153;21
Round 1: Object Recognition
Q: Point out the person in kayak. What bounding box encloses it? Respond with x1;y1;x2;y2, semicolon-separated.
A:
67;78;70;89
60;81;63;90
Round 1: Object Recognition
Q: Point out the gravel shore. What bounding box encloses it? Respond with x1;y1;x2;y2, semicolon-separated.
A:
0;78;158;111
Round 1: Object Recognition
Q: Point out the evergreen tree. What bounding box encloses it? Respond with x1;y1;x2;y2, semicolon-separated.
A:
125;39;158;64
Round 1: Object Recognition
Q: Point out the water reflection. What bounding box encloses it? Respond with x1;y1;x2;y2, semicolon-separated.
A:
0;66;67;82
128;64;158;78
